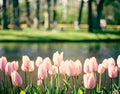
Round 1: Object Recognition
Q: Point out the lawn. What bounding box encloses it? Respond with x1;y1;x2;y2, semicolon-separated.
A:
0;28;120;42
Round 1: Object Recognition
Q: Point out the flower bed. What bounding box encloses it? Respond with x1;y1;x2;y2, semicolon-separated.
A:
0;51;120;94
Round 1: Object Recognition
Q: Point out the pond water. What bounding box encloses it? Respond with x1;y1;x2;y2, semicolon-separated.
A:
0;42;120;63
0;42;120;88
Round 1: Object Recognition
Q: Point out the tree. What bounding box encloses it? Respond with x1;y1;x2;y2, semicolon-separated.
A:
88;0;93;32
25;0;31;27
78;0;84;28
47;0;51;30
103;0;120;25
53;0;57;22
13;0;20;30
3;0;8;29
36;0;40;29
95;0;105;30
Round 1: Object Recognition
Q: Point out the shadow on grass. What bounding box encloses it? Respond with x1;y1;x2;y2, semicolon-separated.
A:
93;29;120;35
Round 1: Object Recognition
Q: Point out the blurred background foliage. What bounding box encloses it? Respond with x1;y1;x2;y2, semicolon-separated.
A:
0;0;120;31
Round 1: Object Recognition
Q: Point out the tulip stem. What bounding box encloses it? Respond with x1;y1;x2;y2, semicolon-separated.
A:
75;76;78;87
112;79;117;89
72;76;74;86
42;80;45;93
56;67;60;94
10;77;13;89
3;72;8;94
118;72;120;86
87;89;92;94
64;75;67;94
3;72;5;82
57;73;60;94
110;78;112;93
98;74;102;92
3;72;7;87
50;76;53;94
29;72;32;84
17;86;20;93
25;72;27;87
50;76;53;88
28;72;30;84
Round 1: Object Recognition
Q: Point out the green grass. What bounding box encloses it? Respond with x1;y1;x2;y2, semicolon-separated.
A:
0;28;120;42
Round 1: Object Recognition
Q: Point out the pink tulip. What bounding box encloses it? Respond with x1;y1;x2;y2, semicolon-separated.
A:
11;71;23;86
66;60;75;76
11;61;19;71
43;57;51;71
84;57;98;73
38;63;48;80
21;56;34;72
83;73;96;89
102;59;108;69
22;56;30;67
28;61;35;72
74;60;82;76
108;65;118;78
21;56;30;72
108;58;115;67
89;57;98;72
36;57;43;67
21;61;34;72
112;90;119;94
53;51;63;67
0;56;7;72
49;65;58;75
84;58;90;73
21;64;27;72
5;62;13;76
66;60;82;76
98;64;105;74
59;61;67;75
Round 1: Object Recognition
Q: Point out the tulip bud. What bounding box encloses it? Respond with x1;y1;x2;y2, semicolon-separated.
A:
49;65;58;75
53;51;63;67
11;71;23;86
59;61;67;75
112;90;119;94
102;59;108;69
98;64;105;74
83;73;96;89
11;61;19;71
84;58;90;73
43;57;51;71
21;56;34;72
5;62;13;76
0;56;7;72
38;63;48;80
108;65;118;78
36;57;43;67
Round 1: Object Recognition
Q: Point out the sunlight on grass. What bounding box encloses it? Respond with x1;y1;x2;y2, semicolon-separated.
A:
0;28;120;42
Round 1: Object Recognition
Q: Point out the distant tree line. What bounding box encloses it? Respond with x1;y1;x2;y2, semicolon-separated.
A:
0;0;120;32
78;0;120;32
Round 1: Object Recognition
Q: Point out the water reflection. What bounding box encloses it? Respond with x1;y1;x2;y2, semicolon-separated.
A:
0;42;120;87
0;42;120;63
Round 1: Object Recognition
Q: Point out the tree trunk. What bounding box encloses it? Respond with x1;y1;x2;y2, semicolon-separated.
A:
88;0;93;32
3;0;8;29
25;0;31;27
78;0;84;28
13;0;20;30
36;0;40;29
96;0;105;30
53;0;57;22
47;0;51;30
